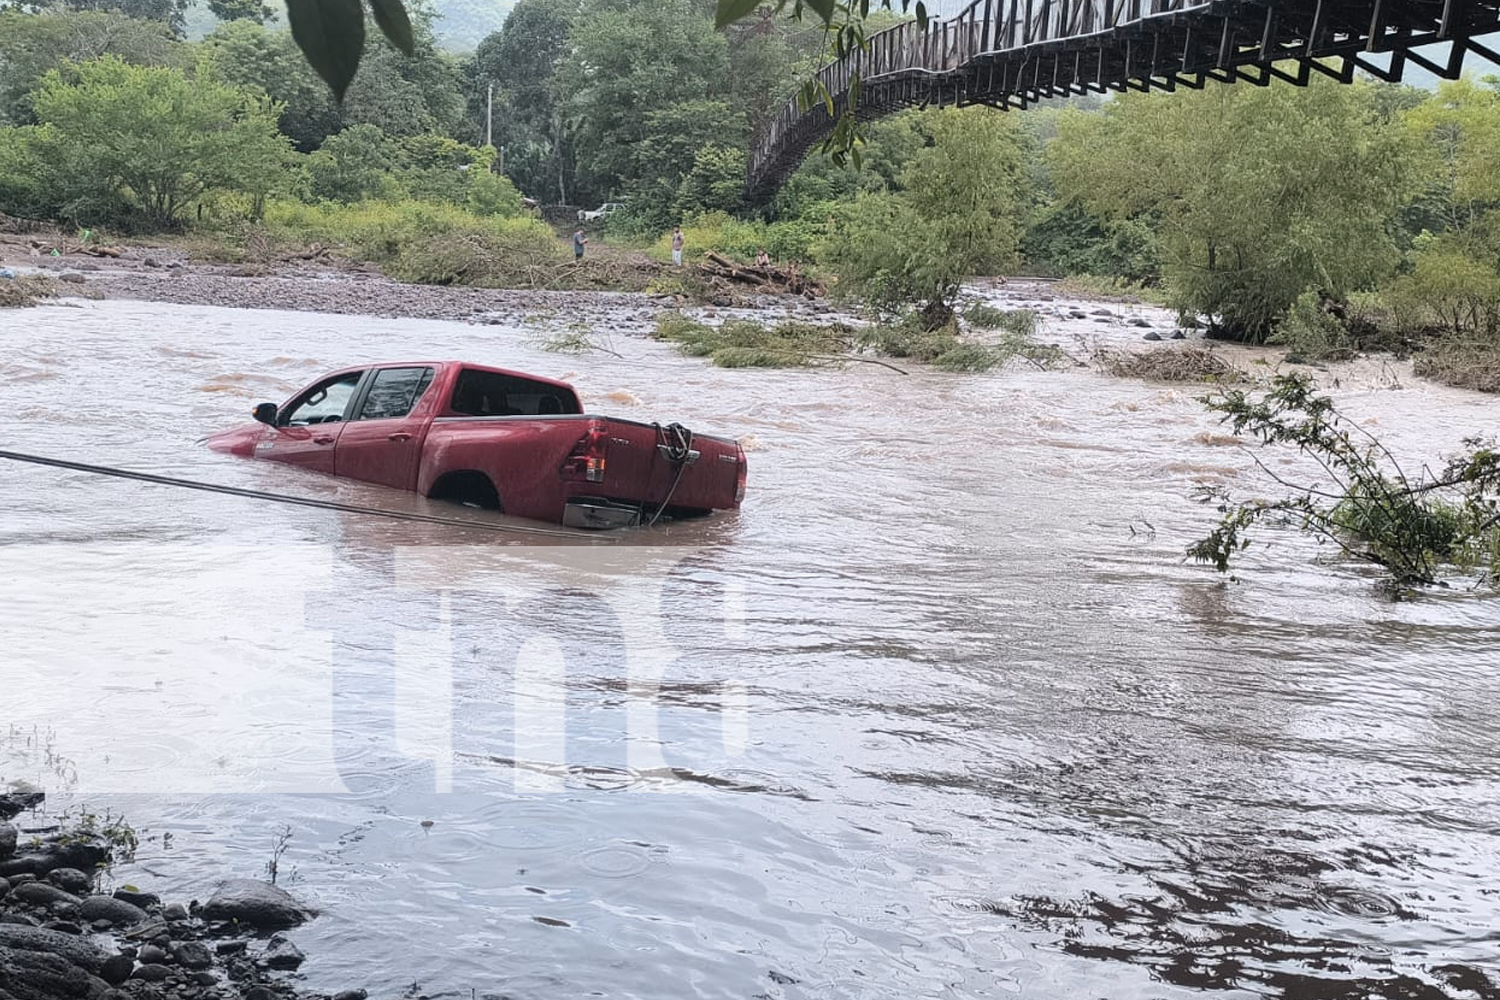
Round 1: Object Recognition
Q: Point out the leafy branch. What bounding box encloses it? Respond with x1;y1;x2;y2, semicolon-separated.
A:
1188;374;1500;587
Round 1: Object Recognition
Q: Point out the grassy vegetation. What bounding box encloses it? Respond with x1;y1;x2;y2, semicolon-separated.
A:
654;313;857;368
655;310;1067;373
260;200;568;288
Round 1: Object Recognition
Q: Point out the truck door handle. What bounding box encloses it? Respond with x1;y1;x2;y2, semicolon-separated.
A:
388;432;412;442
314;435;335;445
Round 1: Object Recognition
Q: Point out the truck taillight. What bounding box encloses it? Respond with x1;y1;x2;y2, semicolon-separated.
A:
735;455;747;503
561;420;609;483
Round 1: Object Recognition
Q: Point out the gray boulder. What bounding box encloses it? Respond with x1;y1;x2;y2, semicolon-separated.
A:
0;823;15;859
0;793;43;822
109;889;157;911
11;882;79;908
0;836;108;879
46;870;89;895
263;933;304;970
201;880;309;931
170;941;212;970
0;947;109;1000
0;925;107;973
77;898;146;929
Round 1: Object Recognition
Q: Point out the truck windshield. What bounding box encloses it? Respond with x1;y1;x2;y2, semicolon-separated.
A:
449;369;580;417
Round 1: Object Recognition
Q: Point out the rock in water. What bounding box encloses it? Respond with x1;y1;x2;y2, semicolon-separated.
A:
1143;331;1163;341
0;792;43;822
264;933;305;970
131;962;172;982
78;897;148;928
46;869;90;894
0;835;108;878
111;888;159;911
0;823;15;859
171;941;213;970
11;882;79;908
202;880;310;930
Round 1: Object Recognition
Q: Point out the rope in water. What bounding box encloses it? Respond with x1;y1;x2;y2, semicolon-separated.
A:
0;449;597;540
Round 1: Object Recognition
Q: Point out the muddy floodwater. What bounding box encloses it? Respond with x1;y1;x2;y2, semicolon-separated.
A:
3;289;1499;999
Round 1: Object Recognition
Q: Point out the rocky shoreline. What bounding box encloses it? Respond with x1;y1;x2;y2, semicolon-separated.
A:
0;794;366;1000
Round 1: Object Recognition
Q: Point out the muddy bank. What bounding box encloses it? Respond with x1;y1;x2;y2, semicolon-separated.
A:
0;795;371;1000
0;234;841;329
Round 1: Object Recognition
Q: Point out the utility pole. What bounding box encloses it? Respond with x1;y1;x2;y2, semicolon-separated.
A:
485;81;493;150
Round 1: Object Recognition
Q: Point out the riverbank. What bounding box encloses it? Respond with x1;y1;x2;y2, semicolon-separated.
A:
4;229;1496;395
0;794;369;1000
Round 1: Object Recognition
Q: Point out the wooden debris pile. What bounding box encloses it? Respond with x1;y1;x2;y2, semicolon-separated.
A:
27;239;124;258
696;251;824;298
1092;345;1247;383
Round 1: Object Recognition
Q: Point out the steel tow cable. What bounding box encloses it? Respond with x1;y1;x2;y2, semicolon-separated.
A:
645;423;694;528
0;449;602;541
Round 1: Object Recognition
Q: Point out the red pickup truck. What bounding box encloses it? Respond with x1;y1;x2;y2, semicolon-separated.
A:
205;361;746;529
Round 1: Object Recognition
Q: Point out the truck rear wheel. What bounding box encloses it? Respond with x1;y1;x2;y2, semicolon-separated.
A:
428;471;502;512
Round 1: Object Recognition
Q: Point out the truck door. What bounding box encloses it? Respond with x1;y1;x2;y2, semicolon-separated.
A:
258;370;366;474
333;366;437;491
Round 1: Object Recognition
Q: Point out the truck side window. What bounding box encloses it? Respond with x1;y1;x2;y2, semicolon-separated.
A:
358;367;435;421
283;372;363;426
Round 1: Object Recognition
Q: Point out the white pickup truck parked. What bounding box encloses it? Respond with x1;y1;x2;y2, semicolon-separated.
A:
578;202;626;222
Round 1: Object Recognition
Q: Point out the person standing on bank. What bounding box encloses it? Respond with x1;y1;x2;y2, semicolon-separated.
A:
671;226;685;266
573;229;588;260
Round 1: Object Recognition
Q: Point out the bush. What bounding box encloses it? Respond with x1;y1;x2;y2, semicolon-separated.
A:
261;199;565;287
1191;373;1500;587
652;211;825;267
1268;291;1357;361
962;303;1040;338
653;313;855;367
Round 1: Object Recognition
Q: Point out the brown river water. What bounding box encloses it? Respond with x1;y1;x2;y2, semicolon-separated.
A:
2;288;1499;999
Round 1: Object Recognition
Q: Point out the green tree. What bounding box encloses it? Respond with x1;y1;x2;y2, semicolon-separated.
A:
0;10;189;125
1386;80;1500;340
207;0;273;24
305;122;397;202
556;0;731;206
204;20;339;150
18;56;290;227
463;0;574;199
23;0;190;34
819;107;1031;327
1048;78;1416;341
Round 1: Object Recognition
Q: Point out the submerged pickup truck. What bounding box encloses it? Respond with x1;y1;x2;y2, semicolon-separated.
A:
206;361;746;529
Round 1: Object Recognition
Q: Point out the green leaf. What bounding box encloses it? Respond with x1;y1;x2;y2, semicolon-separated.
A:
285;0;366;102
369;0;414;56
914;0;928;29
714;0;763;28
805;0;836;23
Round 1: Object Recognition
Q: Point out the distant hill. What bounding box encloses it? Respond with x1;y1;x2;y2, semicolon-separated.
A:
186;0;515;52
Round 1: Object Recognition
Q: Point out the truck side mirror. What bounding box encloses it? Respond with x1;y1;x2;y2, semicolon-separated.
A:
252;402;278;425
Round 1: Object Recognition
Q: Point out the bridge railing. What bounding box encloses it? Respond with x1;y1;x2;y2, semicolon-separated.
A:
749;0;1210;184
